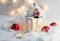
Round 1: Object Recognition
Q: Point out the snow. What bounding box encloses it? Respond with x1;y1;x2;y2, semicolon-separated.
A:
20;24;60;41
0;15;60;41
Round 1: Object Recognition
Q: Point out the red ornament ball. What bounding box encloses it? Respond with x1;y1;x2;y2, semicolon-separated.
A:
33;8;40;18
11;23;20;31
50;22;56;26
41;26;50;32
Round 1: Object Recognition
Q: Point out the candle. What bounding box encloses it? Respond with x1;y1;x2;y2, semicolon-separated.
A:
33;18;37;32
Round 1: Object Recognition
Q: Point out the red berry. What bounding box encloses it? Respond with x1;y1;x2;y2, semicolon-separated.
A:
50;22;56;26
11;23;20;31
41;26;50;32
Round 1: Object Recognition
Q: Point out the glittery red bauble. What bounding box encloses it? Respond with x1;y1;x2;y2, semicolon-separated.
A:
11;23;20;31
50;22;56;26
41;26;50;32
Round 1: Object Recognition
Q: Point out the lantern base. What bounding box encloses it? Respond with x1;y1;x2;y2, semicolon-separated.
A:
34;16;39;18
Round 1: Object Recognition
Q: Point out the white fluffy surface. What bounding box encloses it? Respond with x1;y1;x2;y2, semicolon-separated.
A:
0;15;60;41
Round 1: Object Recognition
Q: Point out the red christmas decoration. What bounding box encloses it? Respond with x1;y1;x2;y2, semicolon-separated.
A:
33;8;40;18
11;23;20;31
41;26;50;32
50;22;56;26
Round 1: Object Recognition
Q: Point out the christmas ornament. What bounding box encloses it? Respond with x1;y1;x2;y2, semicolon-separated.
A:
32;8;40;18
50;22;56;26
11;23;20;31
41;26;50;32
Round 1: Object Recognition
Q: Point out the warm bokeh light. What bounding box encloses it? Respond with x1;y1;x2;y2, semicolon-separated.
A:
25;0;34;5
17;8;21;13
20;5;26;15
28;0;34;4
44;4;48;10
20;5;26;10
12;0;17;3
11;10;15;15
0;0;7;4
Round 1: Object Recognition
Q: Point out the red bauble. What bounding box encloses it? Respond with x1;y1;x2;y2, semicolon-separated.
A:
41;26;50;32
50;22;56;26
33;8;40;18
11;23;20;31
